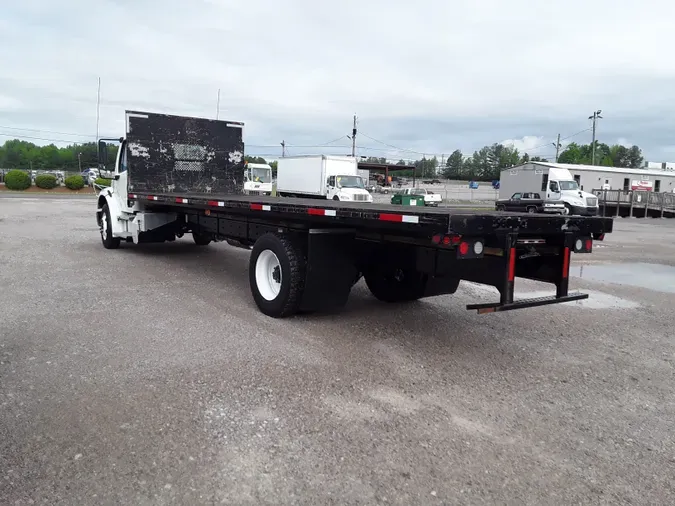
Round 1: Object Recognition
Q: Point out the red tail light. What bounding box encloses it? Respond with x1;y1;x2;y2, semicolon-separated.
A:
459;242;469;255
432;234;442;244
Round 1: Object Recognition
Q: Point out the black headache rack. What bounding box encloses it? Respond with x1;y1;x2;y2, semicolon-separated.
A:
129;192;613;314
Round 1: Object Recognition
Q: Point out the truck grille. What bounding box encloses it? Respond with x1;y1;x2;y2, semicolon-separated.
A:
352;194;369;201
586;197;598;206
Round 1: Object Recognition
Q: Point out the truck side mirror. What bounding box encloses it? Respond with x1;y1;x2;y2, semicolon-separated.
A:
98;140;108;165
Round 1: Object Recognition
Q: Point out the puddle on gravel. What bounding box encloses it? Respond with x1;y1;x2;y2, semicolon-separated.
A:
572;263;675;294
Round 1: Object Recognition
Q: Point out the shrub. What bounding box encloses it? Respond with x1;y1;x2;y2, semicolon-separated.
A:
4;170;31;190
35;174;58;189
64;175;85;190
94;177;112;186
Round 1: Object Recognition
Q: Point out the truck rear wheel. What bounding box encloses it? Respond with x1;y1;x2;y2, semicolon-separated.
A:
99;203;121;250
364;267;427;303
249;233;306;318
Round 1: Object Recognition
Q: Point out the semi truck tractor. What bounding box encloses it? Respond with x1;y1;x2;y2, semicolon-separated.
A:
499;163;599;216
276;155;373;202
94;111;613;318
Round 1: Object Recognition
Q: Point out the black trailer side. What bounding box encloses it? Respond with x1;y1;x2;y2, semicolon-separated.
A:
127;191;613;317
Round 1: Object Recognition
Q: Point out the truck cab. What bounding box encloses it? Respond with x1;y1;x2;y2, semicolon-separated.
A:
326;174;372;202
243;162;273;195
545;168;599;216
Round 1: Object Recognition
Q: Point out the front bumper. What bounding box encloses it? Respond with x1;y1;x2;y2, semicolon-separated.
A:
570;205;598;216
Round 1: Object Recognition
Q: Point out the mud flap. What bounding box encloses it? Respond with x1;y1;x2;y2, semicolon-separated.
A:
299;229;358;312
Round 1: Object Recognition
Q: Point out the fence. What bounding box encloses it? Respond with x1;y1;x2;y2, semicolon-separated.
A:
592;188;675;218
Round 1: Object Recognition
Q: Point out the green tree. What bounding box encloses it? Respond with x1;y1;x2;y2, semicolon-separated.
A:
443;149;463;179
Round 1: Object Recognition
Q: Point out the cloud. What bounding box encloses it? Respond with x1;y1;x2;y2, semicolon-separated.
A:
1;0;675;162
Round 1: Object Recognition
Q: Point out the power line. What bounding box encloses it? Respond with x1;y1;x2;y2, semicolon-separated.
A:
358;132;426;155
0;132;90;144
0;125;96;138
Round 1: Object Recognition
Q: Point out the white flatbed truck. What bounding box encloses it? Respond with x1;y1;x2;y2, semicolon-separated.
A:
94;111;613;318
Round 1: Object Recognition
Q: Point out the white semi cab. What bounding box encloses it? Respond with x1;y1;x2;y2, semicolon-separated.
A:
277;155;373;202
499;163;599;216
397;187;442;206
243;162;273;195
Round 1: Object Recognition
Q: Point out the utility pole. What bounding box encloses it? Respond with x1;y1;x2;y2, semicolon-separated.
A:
588;110;602;165
78;152;82;172
216;88;221;120
95;77;101;141
281;140;286;157
552;133;561;162
351;114;357;157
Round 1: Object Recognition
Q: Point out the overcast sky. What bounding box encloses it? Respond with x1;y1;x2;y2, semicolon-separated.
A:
1;0;674;162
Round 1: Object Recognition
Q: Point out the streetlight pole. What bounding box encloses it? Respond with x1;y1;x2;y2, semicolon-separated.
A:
588;110;602;165
78;152;82;172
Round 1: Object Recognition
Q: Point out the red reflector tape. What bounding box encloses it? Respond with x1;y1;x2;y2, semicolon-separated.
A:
379;213;419;224
207;200;225;207
128;193;136;199
175;198;189;204
250;204;272;211
508;247;516;282
562;247;570;278
308;208;337;217
146;195;158;201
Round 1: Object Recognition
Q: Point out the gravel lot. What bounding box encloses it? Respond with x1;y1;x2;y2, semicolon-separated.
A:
1;197;674;505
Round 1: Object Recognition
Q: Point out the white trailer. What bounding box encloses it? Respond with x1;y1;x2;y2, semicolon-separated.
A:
499;163;599;216
277;155;373;202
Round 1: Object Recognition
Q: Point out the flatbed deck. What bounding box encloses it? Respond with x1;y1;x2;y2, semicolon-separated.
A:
128;191;614;237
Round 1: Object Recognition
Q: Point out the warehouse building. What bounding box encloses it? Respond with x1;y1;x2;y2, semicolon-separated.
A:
517;161;675;193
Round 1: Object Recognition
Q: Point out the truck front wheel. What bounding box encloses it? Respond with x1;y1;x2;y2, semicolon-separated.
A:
99;203;121;250
364;267;427;303
249;233;306;318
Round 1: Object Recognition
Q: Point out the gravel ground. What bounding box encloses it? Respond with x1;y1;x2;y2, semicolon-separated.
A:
1;198;674;505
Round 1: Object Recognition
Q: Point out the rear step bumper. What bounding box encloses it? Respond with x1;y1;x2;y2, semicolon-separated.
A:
467;292;589;314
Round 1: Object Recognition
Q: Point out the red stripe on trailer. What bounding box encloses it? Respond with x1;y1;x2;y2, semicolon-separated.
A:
379;213;403;222
507;248;517;282
128;194;136;199
250;203;263;210
175;197;189;204
307;208;338;217
207;200;225;207
146;195;158;201
562;247;570;279
379;213;419;224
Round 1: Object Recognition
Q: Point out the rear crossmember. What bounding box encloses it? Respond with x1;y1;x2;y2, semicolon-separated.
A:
465;231;595;314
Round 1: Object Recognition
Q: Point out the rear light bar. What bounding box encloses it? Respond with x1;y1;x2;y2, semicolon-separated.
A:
574;237;592;253
431;234;484;259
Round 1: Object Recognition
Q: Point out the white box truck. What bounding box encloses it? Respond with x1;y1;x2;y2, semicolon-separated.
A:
499;163;599;216
277;155;373;202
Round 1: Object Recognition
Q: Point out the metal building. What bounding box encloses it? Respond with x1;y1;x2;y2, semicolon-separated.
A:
520;161;675;193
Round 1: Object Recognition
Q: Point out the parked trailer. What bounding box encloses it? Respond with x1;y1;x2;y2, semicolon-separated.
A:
95;111;613;318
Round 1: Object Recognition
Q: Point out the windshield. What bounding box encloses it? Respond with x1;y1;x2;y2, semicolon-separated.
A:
559;180;579;191
336;175;364;189
250;168;272;183
411;189;427;195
